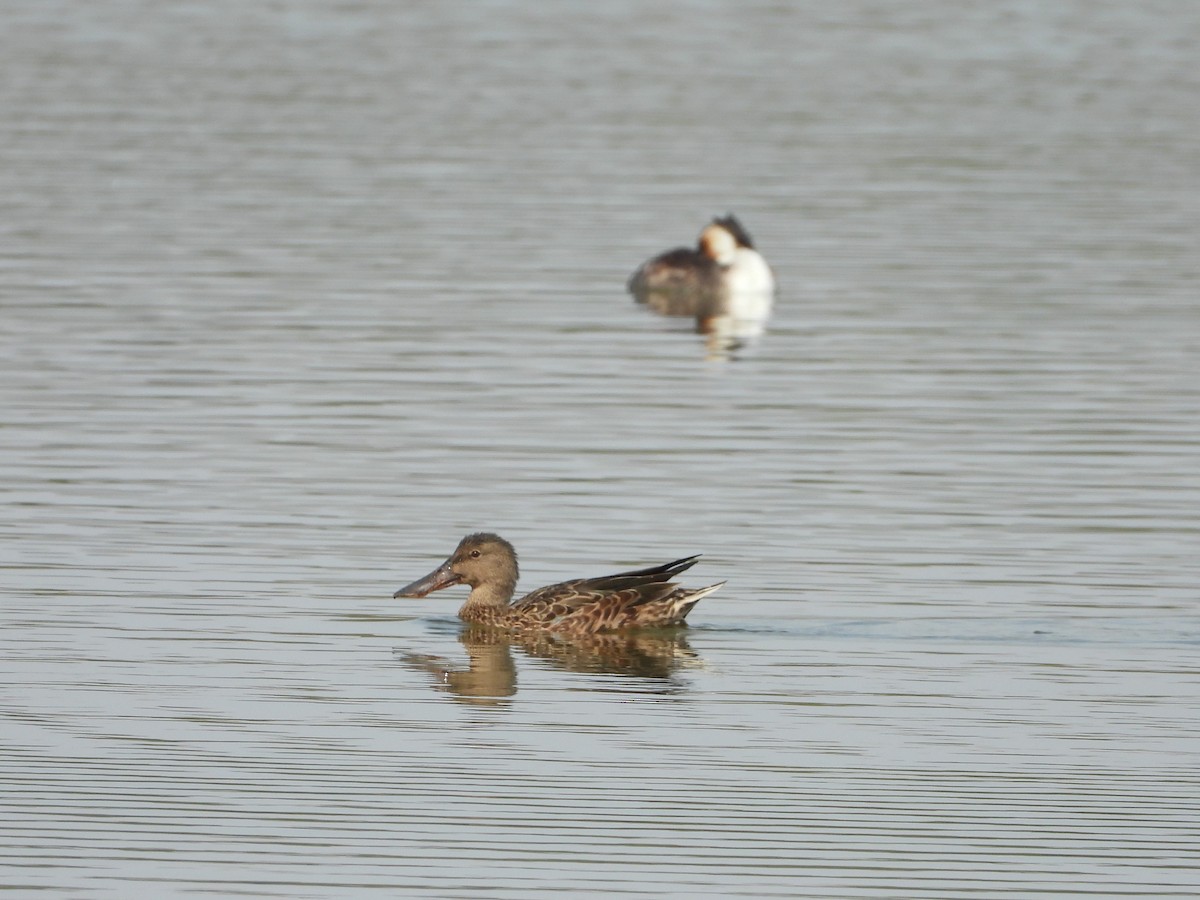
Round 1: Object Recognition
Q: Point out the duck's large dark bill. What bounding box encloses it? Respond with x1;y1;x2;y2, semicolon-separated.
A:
393;559;462;598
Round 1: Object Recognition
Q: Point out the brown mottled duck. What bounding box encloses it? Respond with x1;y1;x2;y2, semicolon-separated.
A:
393;533;722;635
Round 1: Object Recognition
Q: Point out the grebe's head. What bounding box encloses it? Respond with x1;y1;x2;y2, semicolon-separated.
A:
698;223;738;266
712;214;756;249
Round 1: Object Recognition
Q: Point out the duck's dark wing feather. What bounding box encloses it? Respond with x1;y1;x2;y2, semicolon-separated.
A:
511;556;701;618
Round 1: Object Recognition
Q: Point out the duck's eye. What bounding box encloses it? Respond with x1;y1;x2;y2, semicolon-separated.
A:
470;549;481;558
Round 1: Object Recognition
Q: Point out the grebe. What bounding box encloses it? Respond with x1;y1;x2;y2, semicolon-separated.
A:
393;533;722;635
627;214;776;334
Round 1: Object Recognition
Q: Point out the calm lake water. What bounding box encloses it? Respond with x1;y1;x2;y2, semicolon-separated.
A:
2;1;1199;897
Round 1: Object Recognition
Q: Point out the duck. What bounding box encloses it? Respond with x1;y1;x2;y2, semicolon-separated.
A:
393;533;723;635
627;214;776;330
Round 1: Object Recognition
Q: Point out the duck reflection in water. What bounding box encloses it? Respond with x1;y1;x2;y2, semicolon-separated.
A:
627;214;776;358
399;625;700;705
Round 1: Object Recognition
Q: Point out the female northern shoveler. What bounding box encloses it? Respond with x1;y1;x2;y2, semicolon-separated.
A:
627;214;776;327
393;533;723;635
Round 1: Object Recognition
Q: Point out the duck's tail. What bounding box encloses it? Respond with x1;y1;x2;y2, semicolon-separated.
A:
668;581;725;623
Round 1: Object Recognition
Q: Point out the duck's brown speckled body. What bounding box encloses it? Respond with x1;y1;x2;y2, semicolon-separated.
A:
393;533;722;635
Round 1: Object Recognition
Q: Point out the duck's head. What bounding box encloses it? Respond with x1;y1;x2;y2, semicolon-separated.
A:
393;532;519;599
698;222;738;266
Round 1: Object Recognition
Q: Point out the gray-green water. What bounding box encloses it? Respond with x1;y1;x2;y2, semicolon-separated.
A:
2;1;1198;896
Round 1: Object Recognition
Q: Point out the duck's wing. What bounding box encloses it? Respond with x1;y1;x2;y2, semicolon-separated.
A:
509;556;702;622
540;578;722;634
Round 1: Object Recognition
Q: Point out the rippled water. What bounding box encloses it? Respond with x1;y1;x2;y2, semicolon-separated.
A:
3;1;1199;897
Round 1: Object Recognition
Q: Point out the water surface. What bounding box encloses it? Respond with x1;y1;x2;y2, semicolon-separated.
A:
2;1;1198;896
